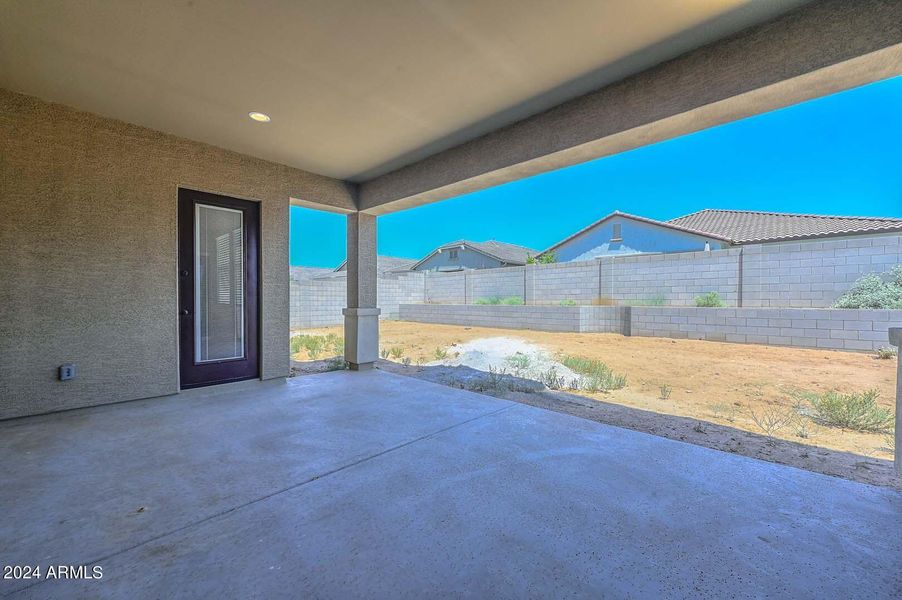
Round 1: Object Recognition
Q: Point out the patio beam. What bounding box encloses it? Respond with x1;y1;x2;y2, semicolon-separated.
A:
357;0;902;215
343;213;380;370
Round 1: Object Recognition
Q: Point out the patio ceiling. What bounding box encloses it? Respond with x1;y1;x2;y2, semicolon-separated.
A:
0;1;809;183
1;1;898;215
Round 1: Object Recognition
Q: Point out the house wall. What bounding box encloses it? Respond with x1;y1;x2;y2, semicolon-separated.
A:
414;247;506;271
0;89;353;419
552;216;728;262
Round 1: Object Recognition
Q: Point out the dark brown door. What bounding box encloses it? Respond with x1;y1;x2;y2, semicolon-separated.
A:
178;188;260;389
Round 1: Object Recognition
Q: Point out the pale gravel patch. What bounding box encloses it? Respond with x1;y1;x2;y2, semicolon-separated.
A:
429;336;581;383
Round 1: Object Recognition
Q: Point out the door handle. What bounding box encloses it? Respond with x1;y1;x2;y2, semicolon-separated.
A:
180;309;190;316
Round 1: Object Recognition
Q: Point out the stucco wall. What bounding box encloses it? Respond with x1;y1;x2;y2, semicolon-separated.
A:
0;89;353;419
553;216;727;262
415;247;505;271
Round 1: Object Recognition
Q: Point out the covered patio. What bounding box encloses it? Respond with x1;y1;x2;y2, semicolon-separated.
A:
2;1;902;597
2;370;899;598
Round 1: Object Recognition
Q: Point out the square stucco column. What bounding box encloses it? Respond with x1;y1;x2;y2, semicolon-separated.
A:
343;213;380;370
889;328;901;476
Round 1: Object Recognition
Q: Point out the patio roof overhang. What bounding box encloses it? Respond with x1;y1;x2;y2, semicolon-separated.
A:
3;1;898;217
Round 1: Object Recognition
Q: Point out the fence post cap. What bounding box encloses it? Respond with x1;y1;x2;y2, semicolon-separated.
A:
889;327;902;347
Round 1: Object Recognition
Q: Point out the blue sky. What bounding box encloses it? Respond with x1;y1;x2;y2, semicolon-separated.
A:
291;76;902;267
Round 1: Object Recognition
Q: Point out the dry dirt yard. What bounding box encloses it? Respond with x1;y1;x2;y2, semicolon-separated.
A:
293;321;899;489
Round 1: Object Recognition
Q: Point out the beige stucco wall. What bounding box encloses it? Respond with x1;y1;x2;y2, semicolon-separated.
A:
0;88;355;419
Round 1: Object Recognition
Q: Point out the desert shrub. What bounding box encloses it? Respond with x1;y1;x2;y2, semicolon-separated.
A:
527;252;557;264
559;299;578;306
875;346;897;359
389;347;404;360
324;333;343;356
710;402;737;422
464;366;510;394
747;405;795;440
433;347;449;360
325;357;347;371
793;416;814;439
401;357;411;366
290;334;329;359
475;296;524;305
659;384;672;400
505;352;531;376
561;356;627;391
380;348;390;359
694;291;725;307
800;389;894;433
833;265;902;309
539;366;567;390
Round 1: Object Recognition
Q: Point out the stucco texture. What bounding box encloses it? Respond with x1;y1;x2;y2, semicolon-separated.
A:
0;89;353;419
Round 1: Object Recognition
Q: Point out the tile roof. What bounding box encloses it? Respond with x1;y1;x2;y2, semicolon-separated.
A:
668;209;902;244
332;255;417;273
434;239;539;265
539;211;732;256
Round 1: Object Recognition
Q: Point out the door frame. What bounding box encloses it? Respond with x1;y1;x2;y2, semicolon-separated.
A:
177;187;261;389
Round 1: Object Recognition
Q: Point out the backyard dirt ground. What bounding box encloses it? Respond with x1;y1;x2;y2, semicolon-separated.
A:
292;321;899;489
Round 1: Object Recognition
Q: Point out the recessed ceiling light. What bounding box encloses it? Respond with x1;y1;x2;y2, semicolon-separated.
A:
248;111;271;123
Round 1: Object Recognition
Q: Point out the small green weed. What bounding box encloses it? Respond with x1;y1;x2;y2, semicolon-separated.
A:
694;291;725;307
560;356;627;391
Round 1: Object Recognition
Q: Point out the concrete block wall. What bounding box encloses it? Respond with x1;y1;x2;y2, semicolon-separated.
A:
291;234;901;329
630;307;902;351
580;306;631;335
470;266;526;301
291;272;425;329
290;276;346;328
529;260;600;304
424;271;466;303
600;248;741;306
399;304;584;332
378;273;426;319
741;234;902;308
398;304;900;352
399;305;626;335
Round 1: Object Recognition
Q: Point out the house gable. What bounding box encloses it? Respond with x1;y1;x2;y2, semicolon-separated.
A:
413;246;505;271
548;214;729;262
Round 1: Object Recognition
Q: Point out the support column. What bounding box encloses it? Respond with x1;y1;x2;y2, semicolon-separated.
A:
343;213;379;370
889;328;901;476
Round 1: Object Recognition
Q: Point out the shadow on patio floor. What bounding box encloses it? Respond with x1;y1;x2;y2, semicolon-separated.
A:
292;358;899;490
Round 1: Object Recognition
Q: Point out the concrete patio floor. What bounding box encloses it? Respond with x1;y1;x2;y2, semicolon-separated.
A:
1;370;900;599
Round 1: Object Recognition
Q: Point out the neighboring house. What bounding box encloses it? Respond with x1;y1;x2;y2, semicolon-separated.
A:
542;209;902;262
290;266;333;282
333;255;417;275
410;240;538;272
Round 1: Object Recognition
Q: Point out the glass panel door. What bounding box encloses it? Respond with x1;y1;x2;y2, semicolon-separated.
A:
194;204;245;362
